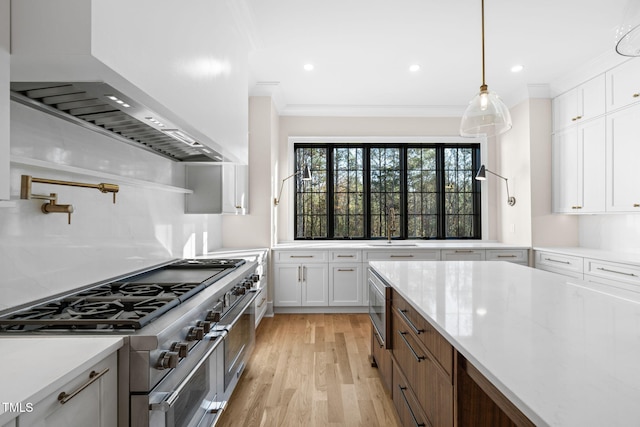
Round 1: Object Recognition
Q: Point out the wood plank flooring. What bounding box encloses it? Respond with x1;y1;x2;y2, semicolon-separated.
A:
217;313;401;427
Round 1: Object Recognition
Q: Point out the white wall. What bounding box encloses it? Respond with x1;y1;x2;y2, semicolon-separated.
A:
0;102;222;312
0;0;9;201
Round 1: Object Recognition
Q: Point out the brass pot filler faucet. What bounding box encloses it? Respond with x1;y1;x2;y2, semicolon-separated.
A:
20;175;119;224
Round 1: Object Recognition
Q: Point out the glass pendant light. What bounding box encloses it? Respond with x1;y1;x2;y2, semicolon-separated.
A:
615;0;640;56
460;0;512;137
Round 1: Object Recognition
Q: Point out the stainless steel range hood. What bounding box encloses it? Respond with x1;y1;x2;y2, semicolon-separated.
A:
10;81;225;162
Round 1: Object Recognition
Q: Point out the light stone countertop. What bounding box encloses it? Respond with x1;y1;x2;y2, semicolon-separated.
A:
274;241;529;250
369;260;640;427
0;337;123;424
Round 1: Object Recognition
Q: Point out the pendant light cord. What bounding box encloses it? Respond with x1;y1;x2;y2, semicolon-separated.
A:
481;0;486;88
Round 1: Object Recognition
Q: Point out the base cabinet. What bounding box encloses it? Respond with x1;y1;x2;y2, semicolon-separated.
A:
18;352;117;427
371;321;392;392
393;363;431;427
273;263;328;306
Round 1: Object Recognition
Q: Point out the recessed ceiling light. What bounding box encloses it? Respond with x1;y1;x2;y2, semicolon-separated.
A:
511;64;524;73
304;63;314;71
409;64;421;72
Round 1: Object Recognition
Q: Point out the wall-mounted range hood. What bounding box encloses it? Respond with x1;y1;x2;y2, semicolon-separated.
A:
10;81;225;162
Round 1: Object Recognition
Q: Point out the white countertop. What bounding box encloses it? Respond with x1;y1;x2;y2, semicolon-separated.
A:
369;260;640;427
274;241;529;250
0;337;123;424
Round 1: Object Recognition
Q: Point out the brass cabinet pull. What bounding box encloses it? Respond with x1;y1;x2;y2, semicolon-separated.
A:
496;255;517;258
398;385;426;427
398;331;426;363
337;268;355;272
58;368;109;404
571;206;582;209
397;308;424;335
454;250;473;253
336;255;355;258
257;297;267;308
390;255;414;258
596;267;637;277
544;257;570;264
634;204;640;207
633;93;639;98
297;266;302;282
289;255;314;258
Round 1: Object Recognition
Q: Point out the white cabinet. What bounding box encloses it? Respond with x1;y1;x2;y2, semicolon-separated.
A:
328;250;363;306
606;58;640;112
535;251;584;279
18;352;117;427
273;251;328;307
552;118;606;213
185;164;249;214
606;105;640;212
553;75;605;132
364;249;441;262
441;249;485;261
486;249;529;265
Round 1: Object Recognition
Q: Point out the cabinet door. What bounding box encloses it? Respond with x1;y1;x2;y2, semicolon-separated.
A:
19;353;117;427
552;127;579;212
578;118;606;212
552;76;605;131
302;264;328;306
329;264;362;306
222;164;249;214
553;88;578;131
273;264;302;306
606;106;640;212
606;58;640;112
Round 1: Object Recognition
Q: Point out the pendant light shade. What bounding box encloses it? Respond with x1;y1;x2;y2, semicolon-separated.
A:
615;0;640;56
460;0;512;138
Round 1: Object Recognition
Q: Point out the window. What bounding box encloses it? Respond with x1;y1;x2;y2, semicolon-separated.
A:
294;140;481;240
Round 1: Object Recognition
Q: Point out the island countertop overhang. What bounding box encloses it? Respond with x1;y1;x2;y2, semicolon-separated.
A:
369;260;640;427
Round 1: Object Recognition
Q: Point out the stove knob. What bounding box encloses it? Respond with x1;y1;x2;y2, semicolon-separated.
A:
171;342;189;358
251;274;260;282
235;286;246;295
197;320;211;333
205;309;221;322
157;351;179;370
187;326;205;341
243;280;253;290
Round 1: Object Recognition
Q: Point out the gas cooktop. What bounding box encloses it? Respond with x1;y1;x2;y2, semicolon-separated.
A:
0;257;247;331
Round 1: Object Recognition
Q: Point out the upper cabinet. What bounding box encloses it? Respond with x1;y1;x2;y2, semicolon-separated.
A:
10;0;250;164
185;164;249;215
606;59;640;113
606;106;640;212
552;75;605;132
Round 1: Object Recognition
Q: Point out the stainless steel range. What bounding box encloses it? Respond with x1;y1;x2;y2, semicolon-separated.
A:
0;257;259;427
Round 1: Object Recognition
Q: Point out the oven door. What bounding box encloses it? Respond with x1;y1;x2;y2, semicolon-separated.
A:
368;268;392;350
146;332;225;427
220;290;259;395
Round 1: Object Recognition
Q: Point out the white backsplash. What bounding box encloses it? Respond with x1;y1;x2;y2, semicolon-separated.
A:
579;214;640;255
0;102;222;312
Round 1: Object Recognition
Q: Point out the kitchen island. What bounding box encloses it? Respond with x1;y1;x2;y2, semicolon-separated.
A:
369;260;640;427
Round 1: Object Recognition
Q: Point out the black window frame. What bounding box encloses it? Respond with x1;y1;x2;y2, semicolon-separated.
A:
293;141;482;240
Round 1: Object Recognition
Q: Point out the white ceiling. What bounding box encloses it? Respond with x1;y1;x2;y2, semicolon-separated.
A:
244;0;632;116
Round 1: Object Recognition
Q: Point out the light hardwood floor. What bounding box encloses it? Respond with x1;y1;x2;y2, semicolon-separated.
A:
217;313;401;427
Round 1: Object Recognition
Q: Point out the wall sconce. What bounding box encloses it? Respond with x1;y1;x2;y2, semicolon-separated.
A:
475;165;516;206
274;166;311;206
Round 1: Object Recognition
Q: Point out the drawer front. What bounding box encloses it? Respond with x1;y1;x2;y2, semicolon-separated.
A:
365;250;441;261
392;291;453;378
486;249;528;263
535;251;583;273
392;310;454;427
393;359;432;427
330;250;362;262
441;249;485;261
584;258;640;287
275;250;328;263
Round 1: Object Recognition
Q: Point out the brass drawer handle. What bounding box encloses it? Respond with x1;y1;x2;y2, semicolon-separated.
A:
596;267;637;277
496;255;517;258
289;255;314;258
633;93;639;98
454;250;473;253
544;257;570;264
398;331;426;363
336;255;355;258
390;255;414;258
58;368;109;404
337;268;355;272
257;297;267;308
398;385;426;427
397;308;425;335
634;204;640;208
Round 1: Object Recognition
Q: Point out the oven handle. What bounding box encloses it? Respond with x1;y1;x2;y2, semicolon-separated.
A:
150;332;226;412
220;290;259;330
